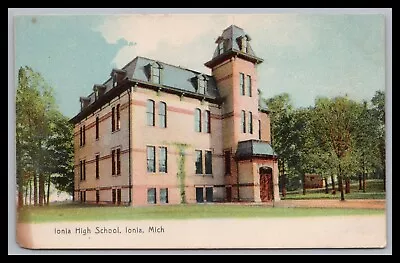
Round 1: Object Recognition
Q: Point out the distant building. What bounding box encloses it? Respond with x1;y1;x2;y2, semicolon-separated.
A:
304;174;324;189
70;25;280;206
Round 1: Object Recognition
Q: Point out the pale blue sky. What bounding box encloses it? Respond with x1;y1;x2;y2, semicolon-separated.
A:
14;13;386;118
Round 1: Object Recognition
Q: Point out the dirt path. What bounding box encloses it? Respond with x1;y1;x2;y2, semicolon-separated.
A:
274;199;386;209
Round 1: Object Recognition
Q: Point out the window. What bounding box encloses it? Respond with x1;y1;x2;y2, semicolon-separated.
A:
117;189;121;205
196;187;204;203
159;102;167;128
195;108;201;132
79;126;83;146
204;110;211;133
159;147;167;173
198;78;206;94
146;100;155;126
258;119;261;140
112;189;116;204
116;104;120;130
246;75;252;97
111;107;115;132
95;154;100;179
160;188;168;204
116;148;121;175
241;37;248;53
195;150;203;174
147;146;156;173
205;150;212;175
151;65;161;84
83;160;86;180
80;160;83;181
240;73;245;96
95;116;99;140
96;190;100;203
218;41;224;55
248;111;253;134
111;150;115;175
224;150;231;175
206;187;213;202
80;191;86;203
147;188;156;204
113;73;117;87
241;110;246;133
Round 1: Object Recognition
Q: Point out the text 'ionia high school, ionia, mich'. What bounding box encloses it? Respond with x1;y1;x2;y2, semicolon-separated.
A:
70;25;280;206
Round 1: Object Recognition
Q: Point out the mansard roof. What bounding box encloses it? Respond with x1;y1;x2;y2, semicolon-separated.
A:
235;139;277;160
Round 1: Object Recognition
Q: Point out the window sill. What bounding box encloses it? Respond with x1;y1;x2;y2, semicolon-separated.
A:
112;174;121;177
111;129;121;134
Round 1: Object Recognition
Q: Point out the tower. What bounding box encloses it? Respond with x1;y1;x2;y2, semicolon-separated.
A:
205;25;280;202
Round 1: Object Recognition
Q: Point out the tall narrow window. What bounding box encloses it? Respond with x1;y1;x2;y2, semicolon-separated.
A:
96;190;100;203
224;150;231;175
246;75;252;97
248;111;253;134
111;149;115;175
240;73;245;96
147;146;156;173
82;125;86;145
218;41;224;55
83;159;86;180
152;65;161;84
198;78;206;94
116;104;120;130
206;187;213;202
117;189;121;205
159;147;167;173
258;120;261;140
241;37;248;53
95;154;99;179
146;100;155;126
195;150;203;174
205;150;213;175
80;160;83;181
147;188;156;204
195;108;201;132
196;187;204;203
159;102;167;128
111;106;115;132
112;189;116;204
79;126;83;146
204;110;211;133
116;148;121;175
113;73;117;88
95;116;99;140
241;110;246;133
160;188;168;204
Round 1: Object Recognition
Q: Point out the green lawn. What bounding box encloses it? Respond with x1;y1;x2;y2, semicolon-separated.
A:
283;179;386;200
17;203;384;223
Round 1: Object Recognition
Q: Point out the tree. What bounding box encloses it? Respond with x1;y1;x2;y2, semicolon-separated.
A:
313;96;361;201
16;66;74;206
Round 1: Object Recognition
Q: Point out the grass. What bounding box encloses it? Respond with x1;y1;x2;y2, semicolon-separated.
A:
17;203;385;223
283;179;386;200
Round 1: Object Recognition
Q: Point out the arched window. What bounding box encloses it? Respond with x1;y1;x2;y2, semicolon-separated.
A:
195;108;201;132
159;101;167;128
146;100;155;126
151;62;162;84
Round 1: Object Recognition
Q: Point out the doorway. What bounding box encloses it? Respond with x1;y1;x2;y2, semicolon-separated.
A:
259;166;273;202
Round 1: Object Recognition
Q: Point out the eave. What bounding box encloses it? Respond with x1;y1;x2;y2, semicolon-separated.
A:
204;49;264;69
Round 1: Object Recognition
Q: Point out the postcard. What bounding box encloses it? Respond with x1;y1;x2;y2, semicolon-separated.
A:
12;11;389;251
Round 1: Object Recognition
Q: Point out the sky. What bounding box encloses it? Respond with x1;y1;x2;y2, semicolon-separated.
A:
14;12;386;119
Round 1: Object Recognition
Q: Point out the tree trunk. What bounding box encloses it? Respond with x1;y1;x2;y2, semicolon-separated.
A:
39;174;45;206
362;172;366;193
330;175;336;194
338;163;345;201
46;174;51;205
302;173;306;195
358;174;362;190
281;160;286;197
18;186;24;208
33;173;38;206
29;178;32;206
345;178;350;194
324;177;329;194
24;183;28;205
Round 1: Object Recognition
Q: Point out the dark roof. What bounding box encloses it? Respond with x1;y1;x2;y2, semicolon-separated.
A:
126;56;220;99
205;25;263;68
235;140;277;160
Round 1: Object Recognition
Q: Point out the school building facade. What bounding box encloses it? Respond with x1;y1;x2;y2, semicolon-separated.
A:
70;25;280;205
